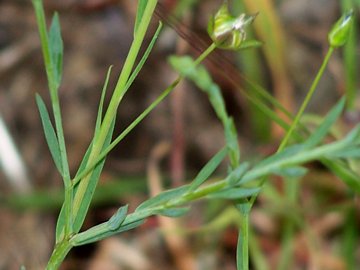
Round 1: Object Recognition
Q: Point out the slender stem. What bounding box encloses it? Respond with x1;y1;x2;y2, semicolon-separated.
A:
32;0;72;236
276;46;335;269
72;43;217;187
46;240;72;270
278;47;335;151
237;212;249;270
71;0;158;230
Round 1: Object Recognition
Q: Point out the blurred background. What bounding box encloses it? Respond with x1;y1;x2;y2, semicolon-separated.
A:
0;0;359;269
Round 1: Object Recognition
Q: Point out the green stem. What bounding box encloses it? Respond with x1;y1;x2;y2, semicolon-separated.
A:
72;43;217;187
238;212;249;270
32;0;72;236
276;46;334;269
71;0;158;230
46;240;72;270
278;47;335;151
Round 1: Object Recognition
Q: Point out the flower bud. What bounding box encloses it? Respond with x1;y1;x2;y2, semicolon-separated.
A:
328;10;354;48
208;2;257;50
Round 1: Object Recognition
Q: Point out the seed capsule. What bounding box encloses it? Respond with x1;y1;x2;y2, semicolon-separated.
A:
208;2;257;50
328;10;354;48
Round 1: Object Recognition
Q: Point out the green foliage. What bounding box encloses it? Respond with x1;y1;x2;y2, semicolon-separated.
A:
31;0;360;269
48;13;63;88
35;94;62;175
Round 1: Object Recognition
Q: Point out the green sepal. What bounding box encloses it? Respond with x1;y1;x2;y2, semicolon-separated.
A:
328;10;354;48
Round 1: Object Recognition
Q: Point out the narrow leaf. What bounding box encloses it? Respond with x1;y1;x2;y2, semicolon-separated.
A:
72;219;145;246
48;13;63;87
304;97;345;148
157;207;190;217
136;185;189;211
72;118;116;234
35;94;63;175
134;0;148;37
271;166;308;178
321;158;360;193
227;162;250;186
56;118;116;241
108;205;128;230
95;66;113;138
327;147;360;158
187;147;228;192
208;187;260;199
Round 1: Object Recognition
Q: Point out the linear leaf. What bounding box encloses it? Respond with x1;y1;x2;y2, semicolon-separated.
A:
134;0;148;37
208;187;260;200
56;118;116;242
35;94;63;175
108;205;128;230
327;147;360;158
304;97;345;148
321;158;360;193
227;162;250;186
48;13;63;87
271;166;308;178
72;219;145;246
187;147;227;192
136;185;189;211
157;207;190;217
72;118;116;233
94;66;113;138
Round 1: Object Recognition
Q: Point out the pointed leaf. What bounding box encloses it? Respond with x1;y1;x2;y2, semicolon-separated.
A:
188;147;227;192
321;158;360;193
48;13;63;87
326;146;360;158
134;0;148;37
208;187;260;199
56;118;116;241
108;205;128;230
157;207;190;217
35;94;63;175
227;162;250;186
271;166;308;178
71;219;145;246
136;185;190;211
304;97;345;148
95;66;113;138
